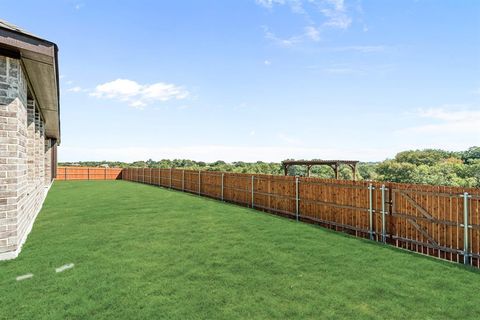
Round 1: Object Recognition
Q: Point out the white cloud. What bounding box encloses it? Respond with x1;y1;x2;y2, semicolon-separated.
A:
257;0;356;47
262;26;302;47
67;86;83;93
255;0;285;8
401;107;480;134
290;0;307;14
324;0;345;11
92;79;142;98
304;26;320;41
391;106;480;151
90;79;189;108
129;100;147;108
319;0;352;29
419;108;479;122
316;63;394;75
264;59;272;65
143;82;189;101
256;0;354;28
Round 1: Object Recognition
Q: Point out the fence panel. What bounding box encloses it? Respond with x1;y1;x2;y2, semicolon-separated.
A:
57;167;122;180
223;173;250;206
170;169;180;190
182;170;198;194
200;171;222;199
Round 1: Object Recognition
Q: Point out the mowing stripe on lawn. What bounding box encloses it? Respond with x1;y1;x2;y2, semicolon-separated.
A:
16;273;33;281
55;263;75;273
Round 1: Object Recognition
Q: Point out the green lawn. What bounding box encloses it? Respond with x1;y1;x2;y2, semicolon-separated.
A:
1;181;479;319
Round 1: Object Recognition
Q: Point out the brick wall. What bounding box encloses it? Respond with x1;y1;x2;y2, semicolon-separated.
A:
0;55;54;260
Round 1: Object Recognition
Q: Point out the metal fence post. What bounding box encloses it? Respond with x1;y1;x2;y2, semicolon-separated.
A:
463;192;470;265
182;170;185;191
381;184;386;243
368;183;374;240
295;176;299;222
251;175;254;208
221;173;224;201
198;170;201;195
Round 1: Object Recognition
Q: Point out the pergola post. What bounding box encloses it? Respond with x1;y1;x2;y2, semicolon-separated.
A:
281;160;359;181
349;164;357;181
329;163;339;179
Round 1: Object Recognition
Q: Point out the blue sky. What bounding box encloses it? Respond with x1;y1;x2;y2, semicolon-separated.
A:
2;0;479;162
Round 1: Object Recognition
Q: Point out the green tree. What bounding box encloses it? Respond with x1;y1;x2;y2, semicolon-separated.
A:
395;149;455;166
461;146;480;163
376;160;417;183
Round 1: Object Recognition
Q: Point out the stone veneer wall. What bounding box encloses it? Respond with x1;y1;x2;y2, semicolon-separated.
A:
0;55;53;259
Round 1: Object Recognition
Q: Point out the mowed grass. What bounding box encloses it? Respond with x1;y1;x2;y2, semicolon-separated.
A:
1;181;479;319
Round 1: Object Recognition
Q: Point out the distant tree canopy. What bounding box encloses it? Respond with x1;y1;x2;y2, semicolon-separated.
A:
59;146;480;187
394;149;454;166
376;147;480;187
462;146;480;163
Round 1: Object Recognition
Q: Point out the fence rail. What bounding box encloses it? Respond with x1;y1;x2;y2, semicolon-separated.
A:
121;167;480;268
56;167;122;180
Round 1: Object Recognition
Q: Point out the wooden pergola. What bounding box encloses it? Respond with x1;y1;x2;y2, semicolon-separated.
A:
282;160;359;180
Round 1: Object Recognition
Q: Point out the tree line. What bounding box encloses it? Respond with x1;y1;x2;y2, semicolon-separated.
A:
59;146;480;187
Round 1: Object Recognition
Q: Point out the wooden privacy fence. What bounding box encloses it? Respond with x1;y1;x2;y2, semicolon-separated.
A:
56;167;123;180
122;167;480;268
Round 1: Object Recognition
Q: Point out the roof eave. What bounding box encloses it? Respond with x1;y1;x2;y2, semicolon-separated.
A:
0;25;60;143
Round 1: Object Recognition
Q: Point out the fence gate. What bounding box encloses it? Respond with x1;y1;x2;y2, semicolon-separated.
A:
389;186;477;264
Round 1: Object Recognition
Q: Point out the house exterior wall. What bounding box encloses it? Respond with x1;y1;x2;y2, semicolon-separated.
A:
0;55;55;260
